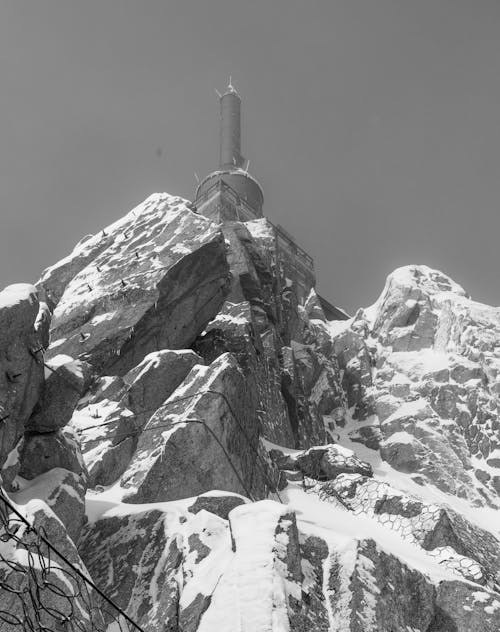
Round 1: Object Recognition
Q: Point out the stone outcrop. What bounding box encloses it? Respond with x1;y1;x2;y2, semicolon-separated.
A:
79;506;181;631
120;353;266;503
18;427;87;481
70;348;204;487
39;194;231;375
327;265;500;509
0;284;49;487
270;443;373;482
25;356;90;433
2;196;500;632
0;500;103;630
12;468;87;541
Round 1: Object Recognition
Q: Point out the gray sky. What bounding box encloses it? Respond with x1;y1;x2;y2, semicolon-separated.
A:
1;0;499;312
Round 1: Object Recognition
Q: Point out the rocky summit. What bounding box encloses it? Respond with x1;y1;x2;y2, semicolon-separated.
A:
1;193;500;631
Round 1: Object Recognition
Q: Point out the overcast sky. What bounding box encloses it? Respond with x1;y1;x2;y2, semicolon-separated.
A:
1;0;499;312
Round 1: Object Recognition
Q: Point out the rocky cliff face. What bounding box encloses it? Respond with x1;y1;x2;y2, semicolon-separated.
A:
0;193;499;631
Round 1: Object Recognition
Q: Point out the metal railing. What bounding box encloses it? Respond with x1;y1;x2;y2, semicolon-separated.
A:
193;180;314;271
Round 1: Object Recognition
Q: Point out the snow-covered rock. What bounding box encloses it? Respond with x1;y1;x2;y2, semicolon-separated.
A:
40;194;231;375
18;427;87;481
120;353;267;503
328;265;500;508
0;499;104;630
3;197;500;632
12;468;87;541
25;356;90;433
79;504;182;631
0;284;48;487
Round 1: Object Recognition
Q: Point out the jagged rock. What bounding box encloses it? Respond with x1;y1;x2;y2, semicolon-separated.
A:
0;284;40;348
304;289;328;322
0;499;104;630
420;507;500;587
450;357;483;384
380;433;425;473
372;266;466;351
0;284;47;487
34;301;51;349
36;229;116;311
271;443;373;481
85;374;126;403
5;195;500;632
435;581;500;631
71;398;138;487
187;492;246;520
291;340;345;437
25;356;90;433
42;196;231;376
78;506;182;631
18;427;88;480
333;318;374;420
12;468;86;541
122;349;203;424
120;353;265;503
70;350;203;489
197;300;297;448
325;265;500;507
296;535;331;630
342;538;435;631
348;425;383;450
192;221;342;451
106;239;230;375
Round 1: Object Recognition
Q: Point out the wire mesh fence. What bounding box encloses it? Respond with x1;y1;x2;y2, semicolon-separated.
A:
306;473;491;586
0;488;143;632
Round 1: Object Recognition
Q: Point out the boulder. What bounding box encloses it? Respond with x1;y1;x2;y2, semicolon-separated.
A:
18;427;88;481
25;356;90;433
0;284;47;487
271;444;373;481
70;351;203;488
120;353;264;503
187;492;246;520
71;399;138;487
122;349;203;425
12;468;86;542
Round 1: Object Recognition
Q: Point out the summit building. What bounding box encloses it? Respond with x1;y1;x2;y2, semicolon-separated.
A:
193;81;348;320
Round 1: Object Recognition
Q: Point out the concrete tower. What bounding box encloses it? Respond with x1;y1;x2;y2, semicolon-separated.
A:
194;80;264;221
